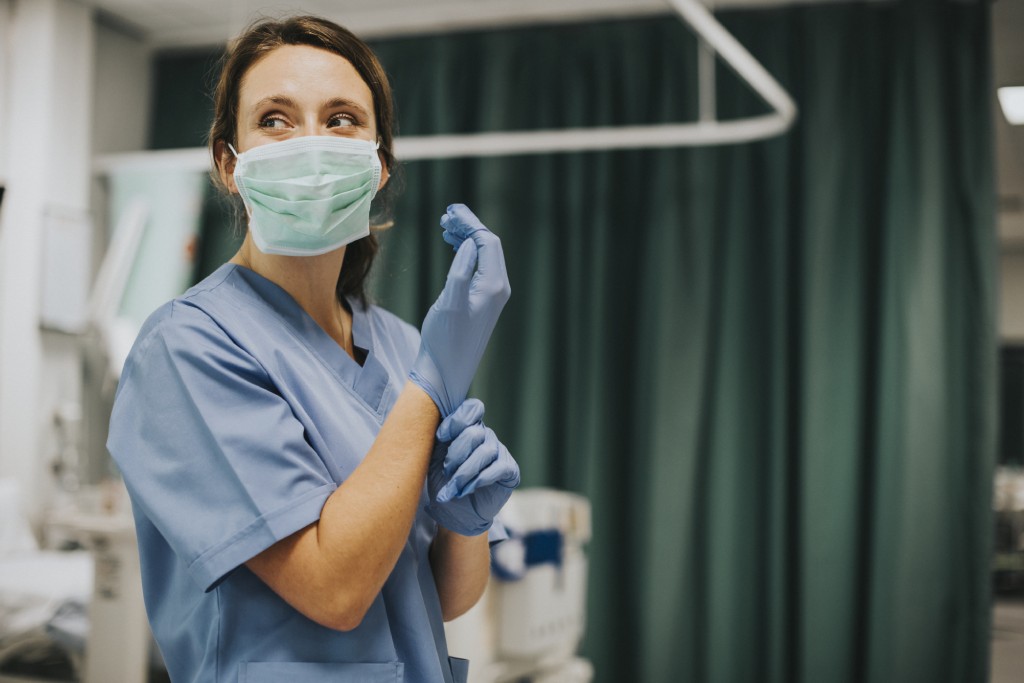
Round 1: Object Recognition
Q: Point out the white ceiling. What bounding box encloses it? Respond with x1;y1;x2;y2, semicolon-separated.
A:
84;0;854;46
84;0;1024;247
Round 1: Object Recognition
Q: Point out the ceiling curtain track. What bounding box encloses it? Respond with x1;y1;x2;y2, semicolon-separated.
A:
93;0;797;174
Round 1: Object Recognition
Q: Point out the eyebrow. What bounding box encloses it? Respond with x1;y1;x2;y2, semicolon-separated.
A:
249;95;371;119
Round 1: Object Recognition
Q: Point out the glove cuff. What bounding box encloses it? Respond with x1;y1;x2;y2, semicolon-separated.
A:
409;347;452;417
425;504;492;537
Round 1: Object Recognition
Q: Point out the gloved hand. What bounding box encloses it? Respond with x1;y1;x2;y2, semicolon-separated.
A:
427;398;520;536
410;204;511;417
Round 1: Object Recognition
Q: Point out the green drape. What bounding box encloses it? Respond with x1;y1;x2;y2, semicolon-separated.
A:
364;3;996;682
158;1;996;680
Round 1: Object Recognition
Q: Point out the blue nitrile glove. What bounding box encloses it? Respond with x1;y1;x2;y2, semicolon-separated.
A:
410;204;511;417
427;399;520;536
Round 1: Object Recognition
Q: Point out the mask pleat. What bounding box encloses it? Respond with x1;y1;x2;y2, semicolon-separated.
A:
231;136;382;254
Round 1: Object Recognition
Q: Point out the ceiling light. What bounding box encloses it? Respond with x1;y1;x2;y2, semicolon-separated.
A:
998;87;1024;125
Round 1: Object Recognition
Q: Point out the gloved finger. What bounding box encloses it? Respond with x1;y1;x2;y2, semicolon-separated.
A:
440;204;487;242
449;431;513;497
436;239;477;308
442;423;488;476
458;444;519;497
441;229;461;252
444;206;497;270
438;431;500;502
444;206;504;285
467;233;509;310
442;204;509;306
436;399;486;443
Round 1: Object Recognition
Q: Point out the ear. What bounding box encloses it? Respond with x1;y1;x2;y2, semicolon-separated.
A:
214;140;239;194
377;150;390;192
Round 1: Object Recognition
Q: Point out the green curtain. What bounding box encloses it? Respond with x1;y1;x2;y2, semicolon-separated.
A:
157;1;996;680
364;3;996;682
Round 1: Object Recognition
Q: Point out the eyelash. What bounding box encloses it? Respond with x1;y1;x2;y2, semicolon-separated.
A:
329;113;357;127
257;113;358;128
258;114;287;129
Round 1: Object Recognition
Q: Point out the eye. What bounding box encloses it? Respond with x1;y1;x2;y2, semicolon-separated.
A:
258;114;289;129
327;113;357;128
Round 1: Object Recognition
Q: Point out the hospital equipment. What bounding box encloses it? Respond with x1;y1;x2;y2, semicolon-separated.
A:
46;503;149;683
445;488;593;683
0;480;92;683
994;467;1024;592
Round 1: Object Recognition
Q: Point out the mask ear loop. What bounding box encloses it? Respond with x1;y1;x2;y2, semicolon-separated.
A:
224;143;253;220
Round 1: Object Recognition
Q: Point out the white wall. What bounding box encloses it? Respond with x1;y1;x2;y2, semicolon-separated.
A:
90;16;152;301
0;0;95;531
92;17;151;156
0;3;9;185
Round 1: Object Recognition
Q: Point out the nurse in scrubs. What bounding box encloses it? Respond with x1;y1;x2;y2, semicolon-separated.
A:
107;15;518;683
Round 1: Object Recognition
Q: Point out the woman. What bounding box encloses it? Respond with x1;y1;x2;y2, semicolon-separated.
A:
107;15;518;683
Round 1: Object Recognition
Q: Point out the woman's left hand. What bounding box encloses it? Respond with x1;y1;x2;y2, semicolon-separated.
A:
427;399;520;536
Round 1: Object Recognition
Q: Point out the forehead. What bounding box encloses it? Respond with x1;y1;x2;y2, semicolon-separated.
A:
239;44;374;112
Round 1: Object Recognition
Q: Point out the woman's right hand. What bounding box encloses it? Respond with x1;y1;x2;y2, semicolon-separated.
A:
409;204;511;417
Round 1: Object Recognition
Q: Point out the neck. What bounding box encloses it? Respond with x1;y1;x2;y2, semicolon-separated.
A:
230;236;352;352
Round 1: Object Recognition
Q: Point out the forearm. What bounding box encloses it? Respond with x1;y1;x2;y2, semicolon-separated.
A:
429;527;490;621
319;382;439;590
247;381;439;629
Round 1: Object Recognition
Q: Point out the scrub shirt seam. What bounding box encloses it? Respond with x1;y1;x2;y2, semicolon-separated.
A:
169;300;285;408
174;268;390;419
189;482;337;585
197;268;389;421
202;280;390;421
179;265;234;300
277;318;388;419
120;306;183;389
177;273;391;422
215;585;222;682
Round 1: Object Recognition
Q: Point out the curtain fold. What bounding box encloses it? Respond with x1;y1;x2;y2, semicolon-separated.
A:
367;2;996;681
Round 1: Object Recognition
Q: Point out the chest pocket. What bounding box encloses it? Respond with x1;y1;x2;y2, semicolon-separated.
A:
240;661;403;682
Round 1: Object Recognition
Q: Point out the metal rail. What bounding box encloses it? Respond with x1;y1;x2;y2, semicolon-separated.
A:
94;0;798;172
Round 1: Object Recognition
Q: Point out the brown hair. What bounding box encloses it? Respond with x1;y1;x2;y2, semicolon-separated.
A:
208;15;399;307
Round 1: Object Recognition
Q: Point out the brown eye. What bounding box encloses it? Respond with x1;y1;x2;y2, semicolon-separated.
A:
258;115;288;129
327;113;356;128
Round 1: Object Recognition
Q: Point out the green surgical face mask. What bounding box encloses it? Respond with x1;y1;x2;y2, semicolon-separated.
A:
230;136;382;256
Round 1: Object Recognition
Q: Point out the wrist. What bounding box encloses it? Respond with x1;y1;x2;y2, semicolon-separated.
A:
402;380;441;422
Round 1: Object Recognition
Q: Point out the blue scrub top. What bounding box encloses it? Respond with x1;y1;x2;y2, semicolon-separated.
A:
108;263;474;683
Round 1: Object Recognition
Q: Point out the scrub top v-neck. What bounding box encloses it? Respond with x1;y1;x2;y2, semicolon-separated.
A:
107;263;466;683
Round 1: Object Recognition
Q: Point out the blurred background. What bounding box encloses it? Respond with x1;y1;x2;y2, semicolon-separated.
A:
0;0;1022;681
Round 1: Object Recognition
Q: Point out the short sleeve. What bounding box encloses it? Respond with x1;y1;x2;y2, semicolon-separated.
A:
108;302;337;591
